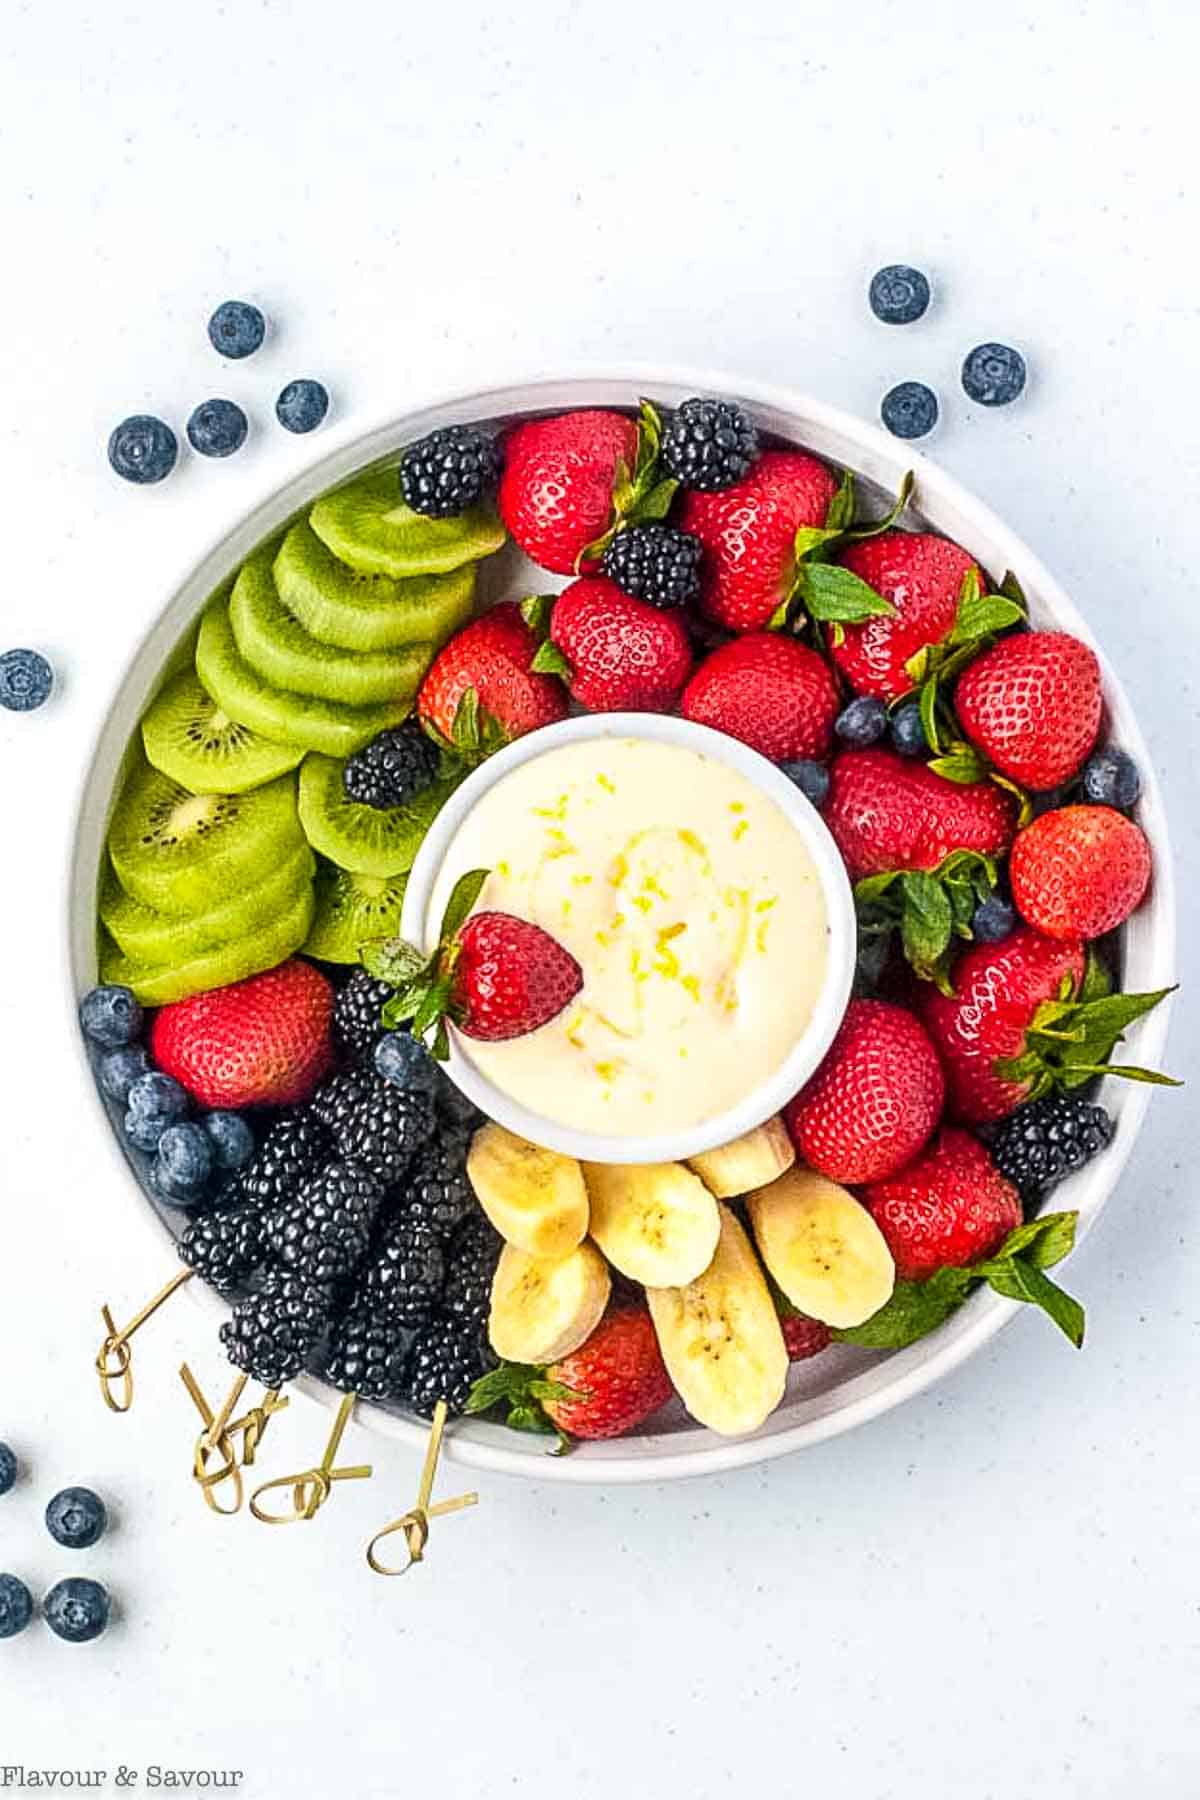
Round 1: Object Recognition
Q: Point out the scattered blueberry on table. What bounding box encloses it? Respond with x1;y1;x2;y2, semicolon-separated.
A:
207;300;265;360
275;378;329;434
43;1578;110;1644
881;380;939;440
107;414;178;485
186;398;248;459
0;1575;33;1640
0;1443;17;1496
869;264;931;325
835;694;888;746
0;649;53;713
962;342;1027;406
45;1487;108;1551
1082;746;1141;811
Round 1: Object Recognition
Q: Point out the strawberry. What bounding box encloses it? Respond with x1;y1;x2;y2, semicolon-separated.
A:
150;958;334;1109
417;601;568;759
781;1312;833;1361
1009;805;1152;940
955;631;1102;789
825;748;1017;882
680;633;840;762
829;530;984;701
920;928;1086;1122
863;1128;1022;1281
452;912;583;1040
680;449;840;631
784;998;945;1184
497;410;640;575
537;576;693;713
466;1306;674;1442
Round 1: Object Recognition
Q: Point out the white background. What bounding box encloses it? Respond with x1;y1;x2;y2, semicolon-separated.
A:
1;2;1198;1795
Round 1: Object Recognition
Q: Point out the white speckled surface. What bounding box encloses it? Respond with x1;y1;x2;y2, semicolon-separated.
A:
1;2;1197;1795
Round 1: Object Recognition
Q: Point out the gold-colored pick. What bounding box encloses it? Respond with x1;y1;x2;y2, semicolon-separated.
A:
179;1364;248;1516
95;1268;194;1414
365;1401;478;1577
226;1386;289;1467
249;1392;372;1525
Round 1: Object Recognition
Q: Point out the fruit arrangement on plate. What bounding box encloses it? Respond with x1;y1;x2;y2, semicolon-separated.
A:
80;392;1175;1453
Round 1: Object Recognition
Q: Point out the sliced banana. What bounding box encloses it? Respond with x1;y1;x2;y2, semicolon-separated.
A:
687;1115;795;1200
467;1123;589;1258
646;1205;787;1437
582;1161;720;1288
746;1166;895;1329
488;1240;612;1365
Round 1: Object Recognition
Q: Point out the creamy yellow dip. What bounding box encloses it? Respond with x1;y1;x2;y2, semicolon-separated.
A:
427;737;829;1137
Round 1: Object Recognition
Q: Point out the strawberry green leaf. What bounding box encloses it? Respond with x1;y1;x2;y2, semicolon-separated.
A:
633;476;680;523
898;871;953;981
833;1268;973;1349
853;871;902;905
1080;950;1113;1005
519;593;556;637
996;985;1178;1094
1059;1062;1182;1088
767;597;794;632
989;771;1032;825
531;640;574;681
928;745;990;784
917;674;944;754
992;1211;1078;1270
976;1258;1085;1348
844;469;915;542
999;569;1027;605
792;523;845;561
438;866;491;946
801;561;897;623
362;936;429;989
951;592;1025;644
824;468;857;534
450;686;482;753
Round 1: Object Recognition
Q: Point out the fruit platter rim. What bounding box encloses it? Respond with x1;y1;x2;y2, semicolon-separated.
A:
400;707;857;1166
66;366;1177;1484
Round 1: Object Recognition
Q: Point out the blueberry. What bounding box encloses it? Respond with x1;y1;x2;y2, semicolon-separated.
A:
275;379;330;434
889;703;928;758
836;695;888;747
868;264;931;325
971;894;1016;943
98;1046;151;1104
1081;746;1141;811
43;1577;110;1644
0;648;53;713
107;415;178;485
186;398;248;459
0;1443;16;1495
207;300;265;360
374;1031;438;1094
124;1108;168;1152
881;381;938;440
201;1110;256;1171
0;1575;33;1639
780;760;831;808
45;1487;107;1550
152;1122;214;1202
127;1072;188;1121
962;343;1026;407
79;985;143;1049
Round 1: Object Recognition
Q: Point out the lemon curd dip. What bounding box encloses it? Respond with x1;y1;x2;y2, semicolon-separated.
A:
425;734;830;1138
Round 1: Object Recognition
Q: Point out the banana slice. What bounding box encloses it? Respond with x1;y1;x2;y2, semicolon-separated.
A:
746;1166;895;1329
467;1123;589;1258
582;1161;720;1287
647;1205;787;1436
687;1116;795;1199
488;1240;612;1365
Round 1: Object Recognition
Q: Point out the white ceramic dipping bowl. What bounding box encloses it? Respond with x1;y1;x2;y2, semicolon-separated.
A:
68;367;1177;1484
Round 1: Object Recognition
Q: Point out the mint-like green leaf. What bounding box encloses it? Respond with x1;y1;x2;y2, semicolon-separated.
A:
1080;950;1113;1005
531;640;574;680
899;870;953;977
767;597;794;632
519;593;555;637
361;936;428;989
992;1211;1078;1270
845;469;915;541
451;686;482;755
804;561;896;623
632;476;679;523
979;1260;1085;1348
951;593;1025;645
824;468;857;534
833;1268;973;1349
438;866;490;946
464;1362;539;1414
854;871;902;905
918;675;943;753
793;523;844;561
1061;1062;1182;1088
928;747;989;784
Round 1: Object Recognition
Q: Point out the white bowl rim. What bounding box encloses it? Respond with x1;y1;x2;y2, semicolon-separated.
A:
399;710;856;1164
65;362;1177;1485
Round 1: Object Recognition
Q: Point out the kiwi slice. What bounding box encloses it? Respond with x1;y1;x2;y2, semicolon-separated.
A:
101;844;315;963
298;752;458;877
99;885;316;1006
308;468;506;579
304;859;409;963
228;553;430;705
196;597;418;758
141;669;304;794
273;520;477;652
107;757;304;915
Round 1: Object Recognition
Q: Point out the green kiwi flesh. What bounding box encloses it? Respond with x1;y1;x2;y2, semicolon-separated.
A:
308;469;506;578
100;844;315;963
273;520;477;652
99;885;316;1006
297;752;459;877
141;669;305;794
304;860;410;963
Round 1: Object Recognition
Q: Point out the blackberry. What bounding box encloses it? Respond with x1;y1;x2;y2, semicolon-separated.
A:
442;1211;502;1329
178;1205;265;1298
601;525;702;610
333;1075;436;1183
323;1297;411;1402
239;1110;331;1210
400;424;501;518
404;1311;495;1419
361;1214;446;1328
220;1270;333;1388
332;969;393;1062
309;1066;371;1133
990;1094;1115;1204
342;723;440;811
434;1067;484;1136
661;397;758;493
405;1131;476;1237
264;1159;383;1286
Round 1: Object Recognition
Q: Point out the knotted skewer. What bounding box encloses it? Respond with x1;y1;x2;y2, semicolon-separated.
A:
365;1401;478;1576
95;1268;195;1413
178;1364;290;1514
249;1391;373;1525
